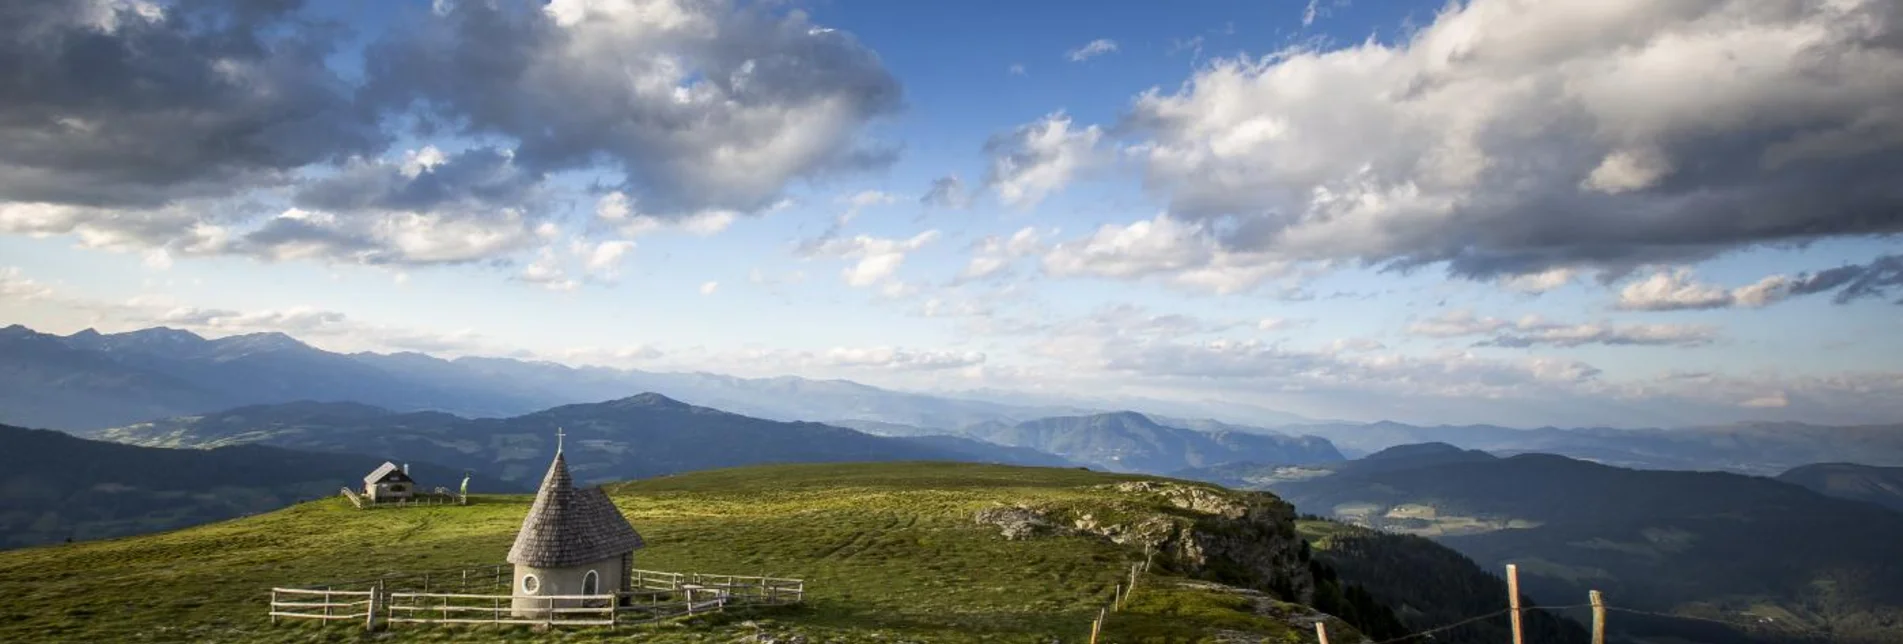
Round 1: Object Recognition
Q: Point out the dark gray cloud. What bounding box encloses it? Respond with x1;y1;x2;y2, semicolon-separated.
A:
1116;0;1903;279
920;175;970;208
1797;255;1903;304
0;0;381;207
360;0;903;217
294;147;542;214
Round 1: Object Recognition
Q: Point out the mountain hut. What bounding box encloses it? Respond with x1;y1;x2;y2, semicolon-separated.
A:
363;462;415;503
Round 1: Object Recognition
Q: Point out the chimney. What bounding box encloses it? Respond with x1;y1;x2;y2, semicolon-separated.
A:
402;463;410;475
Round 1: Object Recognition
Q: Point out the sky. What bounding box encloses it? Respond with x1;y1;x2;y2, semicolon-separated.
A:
2;0;1902;428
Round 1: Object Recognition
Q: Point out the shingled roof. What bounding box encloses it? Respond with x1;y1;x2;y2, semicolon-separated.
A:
507;452;645;568
364;461;413;485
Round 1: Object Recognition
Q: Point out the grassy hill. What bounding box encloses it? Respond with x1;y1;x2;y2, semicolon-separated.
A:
0;462;1574;643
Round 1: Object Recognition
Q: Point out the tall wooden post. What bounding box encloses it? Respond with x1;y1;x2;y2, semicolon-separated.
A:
1507;564;1524;644
1313;621;1330;644
1590;590;1606;644
1113;583;1123;612
1090;607;1105;644
364;589;377;631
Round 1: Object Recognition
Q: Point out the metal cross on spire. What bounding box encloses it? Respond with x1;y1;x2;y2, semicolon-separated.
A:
556;426;566;454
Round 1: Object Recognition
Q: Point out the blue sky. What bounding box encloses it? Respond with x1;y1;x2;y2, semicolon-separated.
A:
2;0;1901;427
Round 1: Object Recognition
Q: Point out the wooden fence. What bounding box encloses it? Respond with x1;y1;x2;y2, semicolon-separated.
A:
339;487;467;509
269;588;377;628
270;565;802;631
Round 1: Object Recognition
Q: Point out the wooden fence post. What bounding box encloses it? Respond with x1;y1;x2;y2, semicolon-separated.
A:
1590;590;1606;644
1090;607;1105;644
1313;621;1330;644
364;589;377;631
1113;583;1123;612
1507;564;1524;644
270;590;277;625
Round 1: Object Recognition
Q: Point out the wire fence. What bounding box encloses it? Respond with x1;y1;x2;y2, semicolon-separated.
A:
1082;560;1851;644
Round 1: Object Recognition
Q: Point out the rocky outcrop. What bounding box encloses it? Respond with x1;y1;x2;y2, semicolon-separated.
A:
973;480;1317;605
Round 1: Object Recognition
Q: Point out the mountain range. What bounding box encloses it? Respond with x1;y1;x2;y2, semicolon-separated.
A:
0;324;1096;431
89;393;1066;485
9;324;1901;477
1279;420;1903;475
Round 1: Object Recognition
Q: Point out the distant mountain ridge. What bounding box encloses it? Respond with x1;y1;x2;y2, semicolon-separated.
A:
0;423;510;549
0;324;1113;431
1777;462;1903;513
92;394;1037;485
958;411;1345;473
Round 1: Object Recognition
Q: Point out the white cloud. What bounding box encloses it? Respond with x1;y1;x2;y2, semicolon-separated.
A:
576;239;636;278
1042;214;1293;294
1615;268;1793;311
1008;63;1027;76
700;281;719;295
821;347;986;371
1499;267;1580;294
0;267;54;300
1407;310;1715;348
1066;39;1119;62
369;0;903;217
960;227;1048;280
517;247;579;291
1741;391;1790;409
802;230;941;288
594;191;740;238
986;112;1107;208
1117;0;1903;277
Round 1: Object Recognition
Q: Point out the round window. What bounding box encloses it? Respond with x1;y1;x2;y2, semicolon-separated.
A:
521;574;540;594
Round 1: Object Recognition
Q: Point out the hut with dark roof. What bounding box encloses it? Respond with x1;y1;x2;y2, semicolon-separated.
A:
508;444;645;617
362;462;415;503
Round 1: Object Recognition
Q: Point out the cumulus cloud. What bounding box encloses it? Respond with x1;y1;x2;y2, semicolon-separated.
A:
0;267;54;300
362;0;902;218
1499;267;1580;294
985;112;1107;208
699;281;719;295
592;191;741;239
517;247;580;291
1617;256;1903;310
1117;0;1903;278
960;227;1048;280
920;175;972;209
0;0;382;208
1042;214;1294;294
1408;310;1715;348
800;230;942;288
1;0;900;278
1066;39;1119;62
1054;336;1604;400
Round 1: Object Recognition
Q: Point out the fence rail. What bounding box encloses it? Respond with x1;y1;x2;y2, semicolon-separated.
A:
269;588;376;625
270;565;802;632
